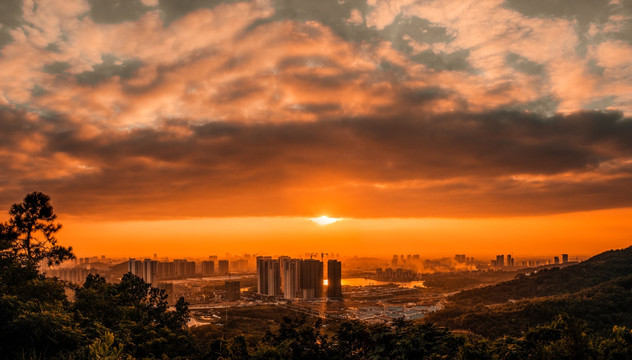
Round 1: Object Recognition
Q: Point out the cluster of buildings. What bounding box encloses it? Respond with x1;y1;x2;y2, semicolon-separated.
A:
256;257;342;300
43;259;116;283
391;254;421;267
127;257;247;285
49;267;94;284
375;267;422;282
489;253;570;268
453;254;476;264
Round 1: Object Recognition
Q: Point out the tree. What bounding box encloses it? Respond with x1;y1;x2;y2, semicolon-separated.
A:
5;191;73;266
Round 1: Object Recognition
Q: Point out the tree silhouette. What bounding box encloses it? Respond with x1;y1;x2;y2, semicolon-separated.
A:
5;191;73;266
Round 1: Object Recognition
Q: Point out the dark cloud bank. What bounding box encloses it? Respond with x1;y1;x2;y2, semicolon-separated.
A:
1;106;631;219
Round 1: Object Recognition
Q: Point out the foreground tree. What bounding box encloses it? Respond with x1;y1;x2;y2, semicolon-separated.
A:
74;273;194;358
5;191;73;266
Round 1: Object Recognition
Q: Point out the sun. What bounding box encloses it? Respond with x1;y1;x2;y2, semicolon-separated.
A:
310;215;341;225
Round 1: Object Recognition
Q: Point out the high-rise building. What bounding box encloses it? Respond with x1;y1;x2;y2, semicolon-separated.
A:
506;255;513;267
391;255;398;267
202;260;214;275
562;254;568;263
554;256;560;265
256;257;281;296
230;259;248;273
300;259;323;299
218;260;229;275
278;256;290;293
454;254;466;263
171;259;196;278
496;255;505;268
282;258;301;299
128;258;142;277
327;259;342;299
225;280;240;301
142;258;157;285
157;261;176;278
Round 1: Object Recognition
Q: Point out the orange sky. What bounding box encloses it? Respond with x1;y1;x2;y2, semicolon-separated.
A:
56;207;632;259
1;0;632;259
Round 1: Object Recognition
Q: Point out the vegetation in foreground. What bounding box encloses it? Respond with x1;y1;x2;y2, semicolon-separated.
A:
1;192;631;359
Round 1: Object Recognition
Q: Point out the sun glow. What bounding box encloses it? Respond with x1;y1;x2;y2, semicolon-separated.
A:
310;215;341;225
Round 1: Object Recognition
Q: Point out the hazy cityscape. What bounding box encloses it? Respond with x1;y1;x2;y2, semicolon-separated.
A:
42;251;582;325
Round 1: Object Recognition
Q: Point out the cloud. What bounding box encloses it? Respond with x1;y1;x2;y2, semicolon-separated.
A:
87;0;151;24
1;106;631;219
2;0;632;221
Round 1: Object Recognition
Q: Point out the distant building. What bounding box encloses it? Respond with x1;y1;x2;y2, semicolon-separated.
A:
256;257;281;296
506;255;513;268
225;280;240;301
554;256;560;265
278;256;291;292
375;267;419;281
230;259;248;273
391;255;398;267
128;258;142;277
282;258;301;299
562;254;568;263
157;261;176;278
454;254;466;263
300;259;323;299
217;260;229;275
142;258;157;285
201;260;214;275
495;255;505;268
327;259;342;299
127;258;157;284
173;259;196;278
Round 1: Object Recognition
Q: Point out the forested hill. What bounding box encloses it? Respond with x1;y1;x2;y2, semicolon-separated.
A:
447;246;632;307
424;246;632;338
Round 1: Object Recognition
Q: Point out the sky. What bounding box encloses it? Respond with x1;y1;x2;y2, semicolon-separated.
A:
1;0;631;258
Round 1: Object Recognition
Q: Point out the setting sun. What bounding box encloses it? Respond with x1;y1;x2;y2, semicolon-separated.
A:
310;216;341;226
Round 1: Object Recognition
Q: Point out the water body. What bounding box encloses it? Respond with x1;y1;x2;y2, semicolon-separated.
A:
342;278;425;288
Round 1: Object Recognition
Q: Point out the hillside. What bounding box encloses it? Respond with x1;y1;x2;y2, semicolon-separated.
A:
447;246;632;307
425;246;632;337
426;274;632;338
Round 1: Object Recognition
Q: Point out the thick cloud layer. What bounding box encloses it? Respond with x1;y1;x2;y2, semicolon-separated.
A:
1;106;631;219
1;0;631;219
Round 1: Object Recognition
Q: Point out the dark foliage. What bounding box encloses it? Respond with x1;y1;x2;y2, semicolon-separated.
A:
5;191;73;266
0;193;192;359
188;314;632;360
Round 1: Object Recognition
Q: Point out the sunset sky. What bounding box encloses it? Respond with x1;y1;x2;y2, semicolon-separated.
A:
1;0;631;258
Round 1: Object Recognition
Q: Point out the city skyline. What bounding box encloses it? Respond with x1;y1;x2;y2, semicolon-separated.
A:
1;0;632;257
